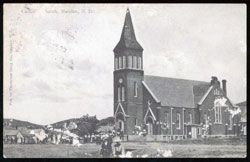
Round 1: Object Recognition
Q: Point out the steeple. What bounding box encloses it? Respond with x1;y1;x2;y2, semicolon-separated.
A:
113;8;144;135
114;8;143;53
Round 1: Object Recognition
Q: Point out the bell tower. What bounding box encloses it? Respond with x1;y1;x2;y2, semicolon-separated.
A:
113;8;144;135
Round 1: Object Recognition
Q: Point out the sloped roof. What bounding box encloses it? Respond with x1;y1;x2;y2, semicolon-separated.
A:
143;75;210;108
237;101;247;122
3;126;16;130
30;129;45;135
20;129;34;137
194;84;212;105
114;8;143;52
4;129;20;136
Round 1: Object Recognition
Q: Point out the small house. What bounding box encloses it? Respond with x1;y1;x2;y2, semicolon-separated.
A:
3;130;24;144
20;129;36;144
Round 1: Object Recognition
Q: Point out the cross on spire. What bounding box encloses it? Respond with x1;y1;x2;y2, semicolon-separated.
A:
148;100;152;108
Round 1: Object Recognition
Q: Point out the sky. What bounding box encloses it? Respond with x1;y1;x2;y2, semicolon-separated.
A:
4;4;246;125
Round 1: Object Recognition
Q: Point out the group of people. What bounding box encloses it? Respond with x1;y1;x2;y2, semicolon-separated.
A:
99;129;126;157
83;134;101;143
81;129;124;144
100;136;124;158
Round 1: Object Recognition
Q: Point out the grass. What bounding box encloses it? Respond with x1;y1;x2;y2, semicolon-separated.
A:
3;137;246;158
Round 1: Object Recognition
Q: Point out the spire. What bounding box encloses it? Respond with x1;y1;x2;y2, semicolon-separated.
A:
114;8;143;52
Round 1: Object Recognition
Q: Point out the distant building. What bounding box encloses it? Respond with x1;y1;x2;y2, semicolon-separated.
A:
237;101;247;136
113;9;242;140
81;114;97;120
20;129;37;144
17;126;28;130
3;126;16;130
3;130;24;144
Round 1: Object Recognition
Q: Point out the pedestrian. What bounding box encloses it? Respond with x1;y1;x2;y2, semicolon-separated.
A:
88;134;91;143
113;137;124;157
117;130;120;139
120;131;124;141
107;135;113;152
91;133;95;143
100;138;112;158
84;134;87;143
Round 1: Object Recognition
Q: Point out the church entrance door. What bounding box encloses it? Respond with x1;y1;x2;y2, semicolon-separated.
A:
146;117;154;135
147;123;153;135
116;113;125;132
191;127;197;139
118;119;124;132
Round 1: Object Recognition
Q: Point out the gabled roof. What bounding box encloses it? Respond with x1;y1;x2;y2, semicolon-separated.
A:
27;129;45;135
32;129;45;134
20;129;34;137
144;107;157;123
144;75;210;108
142;81;160;103
4;129;20;136
114;8;143;52
3;126;16;130
197;85;213;105
114;103;129;121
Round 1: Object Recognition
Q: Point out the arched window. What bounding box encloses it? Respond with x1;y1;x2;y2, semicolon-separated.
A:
134;82;138;97
133;56;137;69
138;57;142;69
118;57;122;69
135;118;137;126
214;105;222;123
128;56;132;68
203;113;207;126
115;57;118;70
214;89;220;95
188;112;192;124
123;56;126;69
164;111;169;127
121;86;125;101
229;114;233;130
118;87;121;101
176;113;181;129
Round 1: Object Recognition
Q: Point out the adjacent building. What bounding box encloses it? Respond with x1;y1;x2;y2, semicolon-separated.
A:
237;101;247;136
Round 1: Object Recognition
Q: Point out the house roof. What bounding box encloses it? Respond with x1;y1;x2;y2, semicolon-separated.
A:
236;101;247;122
142;81;160;103
196;85;213;105
4;129;20;136
143;75;210;108
20;129;34;137
3;126;16;130
144;106;157;123
114;8;143;52
32;129;45;134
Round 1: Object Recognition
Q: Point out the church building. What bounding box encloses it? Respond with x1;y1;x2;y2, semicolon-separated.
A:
113;9;242;140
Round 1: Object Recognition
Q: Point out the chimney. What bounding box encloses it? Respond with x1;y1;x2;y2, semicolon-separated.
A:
211;76;218;85
222;79;227;96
